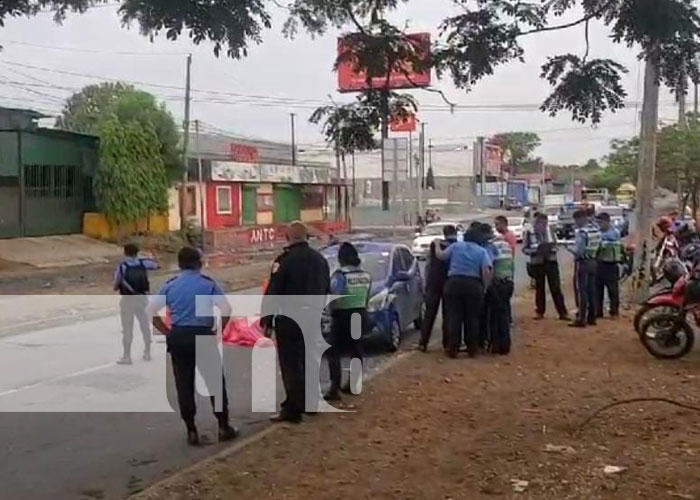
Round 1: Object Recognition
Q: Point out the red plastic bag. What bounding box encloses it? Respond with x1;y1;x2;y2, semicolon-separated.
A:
223;318;275;348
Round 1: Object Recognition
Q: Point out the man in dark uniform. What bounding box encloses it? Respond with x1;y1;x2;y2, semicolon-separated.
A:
419;224;458;352
262;222;330;423
148;247;238;446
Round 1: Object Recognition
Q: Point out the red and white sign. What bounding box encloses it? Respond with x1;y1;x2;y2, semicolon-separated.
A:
390;114;417;133
230;143;260;163
249;227;276;245
337;32;432;92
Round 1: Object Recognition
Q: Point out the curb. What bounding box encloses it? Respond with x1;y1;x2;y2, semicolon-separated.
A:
130;349;415;499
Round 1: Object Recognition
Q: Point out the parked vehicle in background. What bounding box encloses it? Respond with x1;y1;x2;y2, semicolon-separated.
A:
555;205;581;241
507;216;526;243
544;206;563;234
412;221;461;260
616;183;636;209
322;242;424;351
583;187;610;205
505;197;523;211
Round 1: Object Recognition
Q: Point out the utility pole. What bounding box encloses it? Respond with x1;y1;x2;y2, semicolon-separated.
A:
695;81;699;118
351;151;356;207
418;122;426;218
632;44;661;302
180;53;192;231
290;113;297;166
380;89;390;211
195;120;205;250
476;137;485;201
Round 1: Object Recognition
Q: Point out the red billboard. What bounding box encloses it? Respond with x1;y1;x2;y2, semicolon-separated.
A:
390;114;417;133
337;32;432;92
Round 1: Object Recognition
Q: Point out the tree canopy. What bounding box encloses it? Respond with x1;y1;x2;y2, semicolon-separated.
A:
489;132;541;174
56;82;182;181
95;114;168;224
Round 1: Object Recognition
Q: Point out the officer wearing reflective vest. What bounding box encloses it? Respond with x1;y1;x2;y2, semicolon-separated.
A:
488;228;515;354
595;212;622;319
327;242;371;401
568;210;602;328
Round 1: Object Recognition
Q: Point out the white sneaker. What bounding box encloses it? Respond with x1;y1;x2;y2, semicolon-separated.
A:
117;357;133;365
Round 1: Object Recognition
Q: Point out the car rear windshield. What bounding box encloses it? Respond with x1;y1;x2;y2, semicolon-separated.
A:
326;254;390;282
423;225;446;236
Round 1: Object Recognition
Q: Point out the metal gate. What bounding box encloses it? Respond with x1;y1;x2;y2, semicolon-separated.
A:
23;164;83;236
0;176;20;238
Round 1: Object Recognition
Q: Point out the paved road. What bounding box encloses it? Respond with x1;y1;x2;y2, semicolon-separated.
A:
0;239;544;500
0;284;428;500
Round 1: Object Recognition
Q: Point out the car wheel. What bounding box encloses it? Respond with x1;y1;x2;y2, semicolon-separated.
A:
387;317;402;352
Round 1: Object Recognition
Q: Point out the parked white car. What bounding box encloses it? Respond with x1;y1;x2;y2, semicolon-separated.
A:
507;216;526;243
412;222;457;259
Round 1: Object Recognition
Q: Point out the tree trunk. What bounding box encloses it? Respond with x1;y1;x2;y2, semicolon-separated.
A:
693;178;699;221
632;44;661;303
678;75;687;212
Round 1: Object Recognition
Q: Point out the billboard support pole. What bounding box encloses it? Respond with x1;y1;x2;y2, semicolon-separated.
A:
418;123;426;219
381;89;390;212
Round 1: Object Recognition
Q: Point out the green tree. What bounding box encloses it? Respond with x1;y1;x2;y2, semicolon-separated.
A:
95;114;168;224
57;83;183;181
2;1;270;58
657;122;700;216
489;132;541;175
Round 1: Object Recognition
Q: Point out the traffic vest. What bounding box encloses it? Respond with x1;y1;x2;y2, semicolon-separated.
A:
597;233;622;263
492;235;514;280
582;226;602;260
525;227;556;263
333;266;371;310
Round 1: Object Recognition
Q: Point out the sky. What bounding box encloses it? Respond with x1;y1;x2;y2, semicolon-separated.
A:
0;1;682;178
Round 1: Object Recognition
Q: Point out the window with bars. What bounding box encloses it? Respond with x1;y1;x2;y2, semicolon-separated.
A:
24;165;81;199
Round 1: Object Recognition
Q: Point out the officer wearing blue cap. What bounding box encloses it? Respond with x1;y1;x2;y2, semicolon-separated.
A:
148;246;238;446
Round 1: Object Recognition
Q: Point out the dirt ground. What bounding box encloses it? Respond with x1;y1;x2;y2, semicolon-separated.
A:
134;286;700;500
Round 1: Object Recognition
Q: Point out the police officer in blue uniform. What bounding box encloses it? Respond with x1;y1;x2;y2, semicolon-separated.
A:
596;212;622;318
435;231;492;358
149;247;238;446
568;210;602;328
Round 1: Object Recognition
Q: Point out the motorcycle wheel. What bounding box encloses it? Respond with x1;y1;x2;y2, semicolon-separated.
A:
639;313;695;360
633;304;682;335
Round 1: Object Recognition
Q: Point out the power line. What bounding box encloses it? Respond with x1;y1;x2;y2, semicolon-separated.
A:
0;39;187;57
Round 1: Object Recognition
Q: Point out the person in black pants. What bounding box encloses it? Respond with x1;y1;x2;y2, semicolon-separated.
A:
148;247;238;446
261;222;330;423
436;237;492;358
596;212;622;318
568;210;602;328
419;225;458;352
522;213;569;321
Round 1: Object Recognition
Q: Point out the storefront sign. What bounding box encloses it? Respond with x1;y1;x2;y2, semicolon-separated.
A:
249;227;276;244
230;143;260;163
212;161;335;185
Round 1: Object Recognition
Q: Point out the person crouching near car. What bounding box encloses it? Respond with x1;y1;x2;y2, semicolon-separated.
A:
436;227;493;358
488;224;515;354
419;224;459;352
326;242;372;401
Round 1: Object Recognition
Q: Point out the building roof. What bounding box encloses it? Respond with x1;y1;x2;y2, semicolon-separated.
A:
0;106;50;120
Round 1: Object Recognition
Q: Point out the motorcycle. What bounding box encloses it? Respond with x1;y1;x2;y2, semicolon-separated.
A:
632;257;688;333
638;273;699;359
